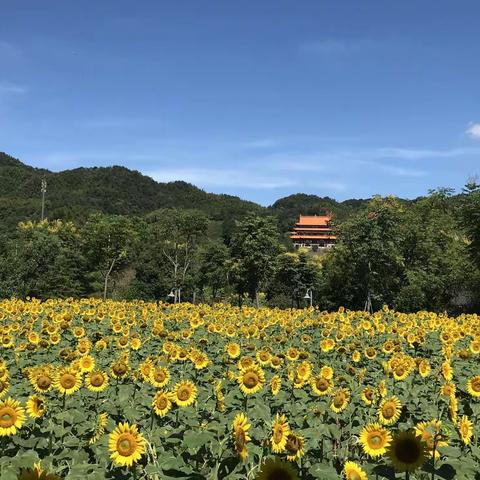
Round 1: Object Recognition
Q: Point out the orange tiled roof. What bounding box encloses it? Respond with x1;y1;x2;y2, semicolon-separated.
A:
290;234;336;240
295;215;332;226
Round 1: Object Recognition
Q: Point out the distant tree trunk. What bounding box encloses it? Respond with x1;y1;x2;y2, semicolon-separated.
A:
103;257;117;300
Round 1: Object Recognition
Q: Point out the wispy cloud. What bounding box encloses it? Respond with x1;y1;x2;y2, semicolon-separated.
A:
466;122;480;140
0;81;28;95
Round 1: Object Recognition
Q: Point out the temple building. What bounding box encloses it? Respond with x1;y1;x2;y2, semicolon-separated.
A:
290;214;336;250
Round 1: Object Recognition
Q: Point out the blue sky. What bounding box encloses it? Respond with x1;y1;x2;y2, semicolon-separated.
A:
1;1;480;205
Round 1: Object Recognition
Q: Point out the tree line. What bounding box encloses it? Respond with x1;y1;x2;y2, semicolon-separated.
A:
0;184;479;313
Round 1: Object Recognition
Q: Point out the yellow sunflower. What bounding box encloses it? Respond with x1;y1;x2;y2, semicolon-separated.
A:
466;375;480;397
26;395;46;419
53;367;82;395
458;415;473;445
29;368;54;394
359;423;392;457
89;412;109;445
109;422;145;467
0;397;26;436
330;388;350;413
238;365;265;395
271;375;281;396
86;370;109;392
344;461;368;480
271;414;290;453
256;457;298;480
285;432;305;461
110;360;129;380
414;420;448;457
311;375;333;396
173;380;197;407
0;378;9;399
387;430;428;472
78;355;95;373
378;396;402;425
149;366;170;388
361;387;375;406
152;391;174;417
232;412;251;461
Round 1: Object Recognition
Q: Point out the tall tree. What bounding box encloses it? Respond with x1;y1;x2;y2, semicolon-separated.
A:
229;213;282;306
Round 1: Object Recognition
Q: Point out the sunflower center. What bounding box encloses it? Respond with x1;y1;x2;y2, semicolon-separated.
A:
394;438;421;464
316;379;329;391
273;426;284;444
243;372;259;388
154;371;166;382
267;467;293;480
60;373;76;389
117;433;137;456
365;390;374;400
156;396;168;409
369;433;383;448
471;379;480;392
333;393;345;408
286;434;300;453
37;375;52;390
177;386;191;401
91;374;105;387
235;429;246;449
0;407;15;427
349;472;362;480
113;363;127;375
382;405;395;418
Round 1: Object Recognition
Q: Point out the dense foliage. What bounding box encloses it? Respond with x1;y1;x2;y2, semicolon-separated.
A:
0;152;479;312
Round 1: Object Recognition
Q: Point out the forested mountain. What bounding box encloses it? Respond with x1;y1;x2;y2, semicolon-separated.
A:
0;151;263;233
0;151;371;234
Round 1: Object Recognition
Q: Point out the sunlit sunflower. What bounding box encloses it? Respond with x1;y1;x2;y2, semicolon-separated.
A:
149;366;170;388
378;396;402;425
271;414;290;453
441;382;456;397
387;430;428;472
330;388;350;413
152;391;174;417
78;355;95;373
238;365;265;395
359;423;392;457
285;432;305;461
271;375;281;396
414;420;448;457
29;368;54;394
85;370;109;392
458;415;473;445
320;365;334;379
0;397;26;436
26;395;46;419
109;422;145;467
53;367;82;395
232;412;251;461
256;457;298;480
344;461;368;480
173;380;197;407
466;375;480;397
0;378;9;399
418;359;431;378
225;342;241;359
361;387;375;406
110;360;129;380
311;375;333;396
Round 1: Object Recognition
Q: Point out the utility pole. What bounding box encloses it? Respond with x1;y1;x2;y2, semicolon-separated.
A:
40;179;47;221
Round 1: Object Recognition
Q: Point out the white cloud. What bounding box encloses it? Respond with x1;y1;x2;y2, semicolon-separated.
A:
0;81;27;95
466;122;480;140
378;165;427;177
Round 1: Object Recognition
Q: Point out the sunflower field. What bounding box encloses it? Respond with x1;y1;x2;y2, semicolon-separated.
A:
0;298;480;480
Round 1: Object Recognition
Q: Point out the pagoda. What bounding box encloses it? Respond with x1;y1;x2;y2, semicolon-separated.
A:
290;214;336;250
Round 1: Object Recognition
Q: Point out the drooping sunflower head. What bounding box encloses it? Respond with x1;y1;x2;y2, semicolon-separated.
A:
271;414;290;453
344;461;368;480
26;395;46;419
271;375;282;396
414;420;448;456
359;423;392;458
378;396;402;425
108;422;146;467
255;457;298;480
238;365;265;395
173;380;197;407
0;397;26;436
458;415;473;445
387;430;428;472
285;432;305;462
232;412;251;461
17;464;62;480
